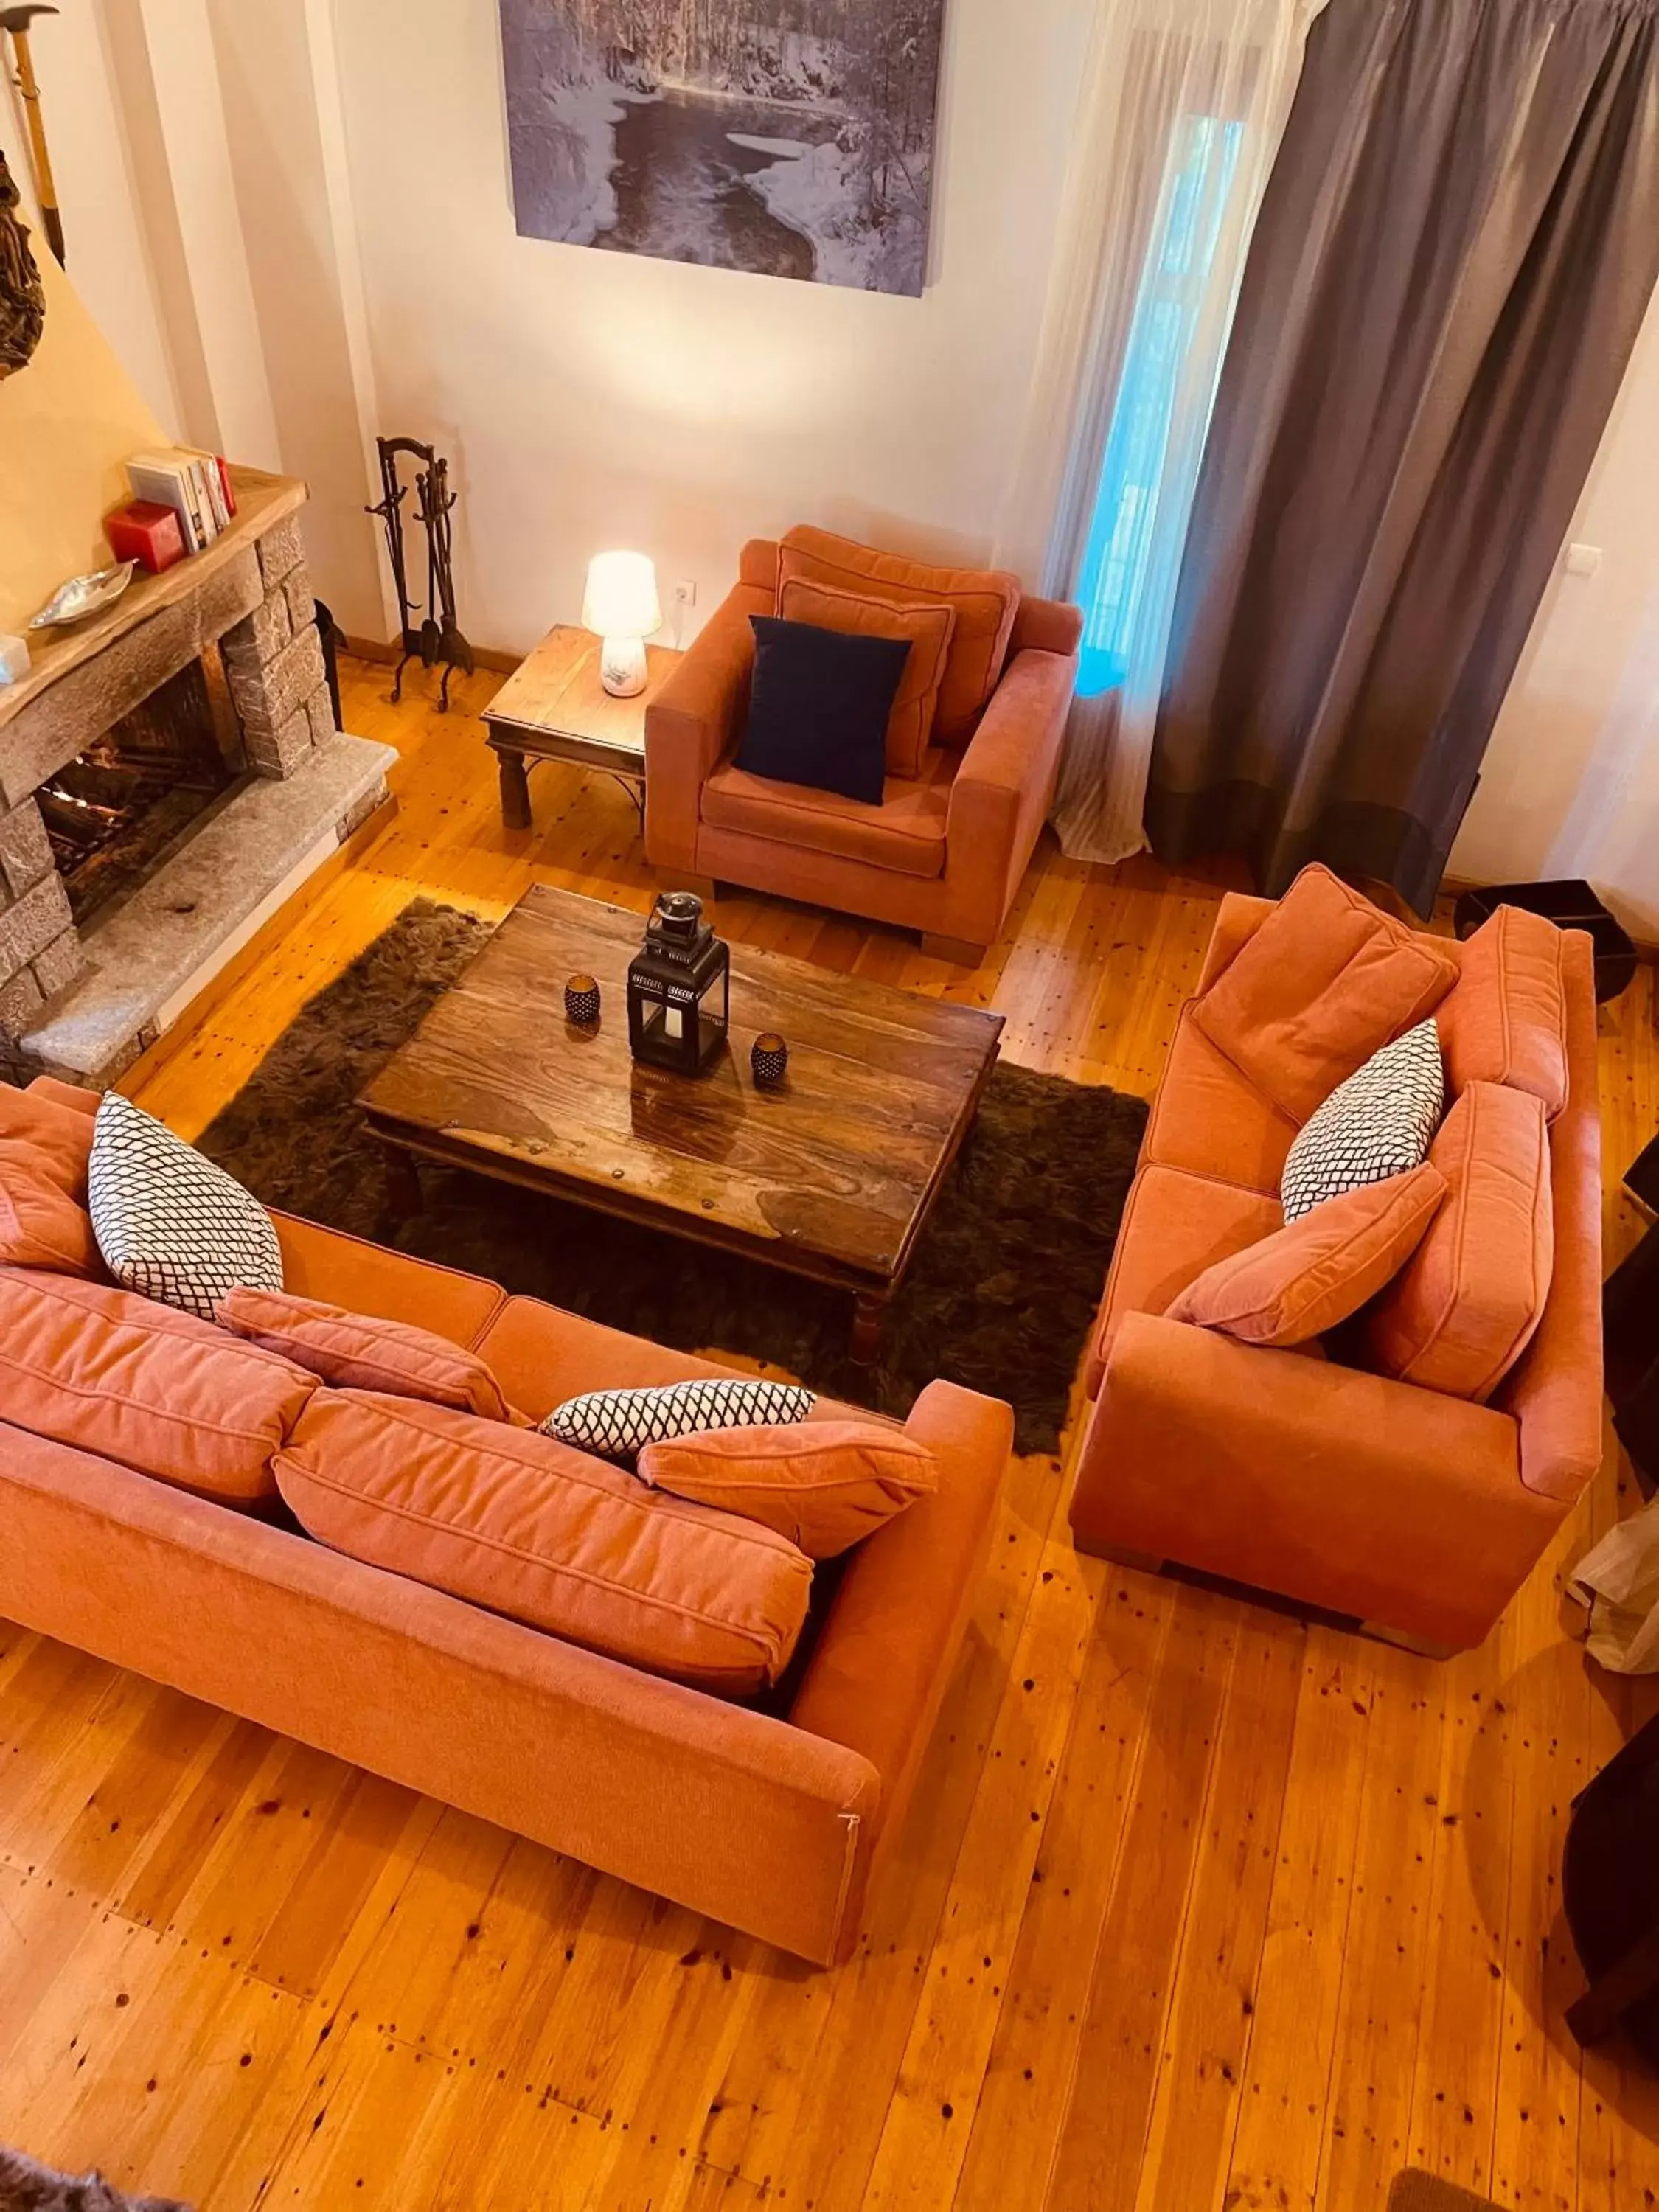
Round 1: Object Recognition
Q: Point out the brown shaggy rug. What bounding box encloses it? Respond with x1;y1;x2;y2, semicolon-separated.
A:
197;900;1148;1454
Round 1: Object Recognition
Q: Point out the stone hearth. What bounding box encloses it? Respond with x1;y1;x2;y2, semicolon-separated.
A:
0;468;394;1086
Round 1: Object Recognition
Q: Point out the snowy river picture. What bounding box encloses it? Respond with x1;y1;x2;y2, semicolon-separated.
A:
499;0;946;295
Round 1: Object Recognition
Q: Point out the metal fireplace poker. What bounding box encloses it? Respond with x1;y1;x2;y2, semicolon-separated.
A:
366;436;474;712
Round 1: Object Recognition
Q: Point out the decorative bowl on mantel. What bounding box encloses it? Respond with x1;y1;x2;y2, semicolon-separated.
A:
30;560;139;630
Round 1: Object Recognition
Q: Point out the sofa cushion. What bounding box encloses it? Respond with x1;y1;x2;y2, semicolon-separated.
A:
275;1390;814;1694
1083;1164;1281;1396
779;578;955;780
89;1091;282;1323
1191;864;1460;1126
543;1377;815;1462
777;526;1020;743
0;1147;103;1276
702;754;950;880
639;1420;936;1559
1366;1082;1554;1402
1167;1164;1447;1347
1141;1006;1299;1194
1279;1019;1444;1223
0;1080;97;1196
0;1267;316;1503
1437;903;1570;1121
217;1287;518;1422
737;614;911;807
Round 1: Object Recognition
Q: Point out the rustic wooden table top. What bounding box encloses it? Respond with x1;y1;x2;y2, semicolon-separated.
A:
357;883;1004;1294
481;625;681;773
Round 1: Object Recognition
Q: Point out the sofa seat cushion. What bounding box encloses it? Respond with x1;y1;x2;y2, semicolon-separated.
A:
701;755;950;880
778;577;956;779
1437;903;1570;1121
639;1421;938;1559
1366;1081;1554;1402
1141;1007;1300;1194
1167;1164;1447;1346
1192;864;1460;1126
0;1267;317;1504
275;1390;814;1695
218;1287;520;1422
1083;1165;1281;1396
271;1212;505;1349
777;526;1020;742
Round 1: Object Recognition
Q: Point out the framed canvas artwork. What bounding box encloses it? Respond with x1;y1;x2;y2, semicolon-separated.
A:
498;0;947;296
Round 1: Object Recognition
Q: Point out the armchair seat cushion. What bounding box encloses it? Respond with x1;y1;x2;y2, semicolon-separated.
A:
702;754;950;881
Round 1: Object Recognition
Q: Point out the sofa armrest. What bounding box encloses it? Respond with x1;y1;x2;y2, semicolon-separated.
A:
644;582;770;870
943;647;1077;943
789;1380;1010;1909
1074;1312;1563;1651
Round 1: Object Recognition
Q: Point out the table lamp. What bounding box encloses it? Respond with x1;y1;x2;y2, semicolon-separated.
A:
583;551;661;698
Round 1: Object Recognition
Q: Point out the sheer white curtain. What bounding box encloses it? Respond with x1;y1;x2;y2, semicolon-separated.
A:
998;0;1329;866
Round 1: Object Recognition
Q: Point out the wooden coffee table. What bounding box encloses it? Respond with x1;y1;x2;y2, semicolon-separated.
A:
357;885;1004;1361
481;625;681;830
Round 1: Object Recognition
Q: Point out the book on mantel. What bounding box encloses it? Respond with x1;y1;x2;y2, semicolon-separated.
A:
125;447;237;555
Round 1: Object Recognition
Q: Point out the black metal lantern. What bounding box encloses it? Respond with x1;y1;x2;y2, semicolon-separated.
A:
627;891;730;1076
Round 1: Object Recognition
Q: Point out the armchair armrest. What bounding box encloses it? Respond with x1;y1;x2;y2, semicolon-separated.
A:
644;582;770;870
1074;1312;1563;1651
942;647;1077;946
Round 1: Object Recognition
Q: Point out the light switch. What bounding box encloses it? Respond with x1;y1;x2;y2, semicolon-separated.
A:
1565;543;1602;576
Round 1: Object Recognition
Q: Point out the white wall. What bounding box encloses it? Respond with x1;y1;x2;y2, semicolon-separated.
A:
328;0;1095;654
1450;287;1659;937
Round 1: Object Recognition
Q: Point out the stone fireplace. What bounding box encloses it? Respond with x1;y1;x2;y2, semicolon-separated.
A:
0;470;394;1087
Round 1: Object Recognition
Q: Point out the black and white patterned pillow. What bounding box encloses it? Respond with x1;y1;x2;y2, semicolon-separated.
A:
1280;1020;1444;1224
543;1377;815;1461
88;1090;282;1322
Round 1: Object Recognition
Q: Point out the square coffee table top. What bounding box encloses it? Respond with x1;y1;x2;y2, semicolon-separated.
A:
358;884;1005;1296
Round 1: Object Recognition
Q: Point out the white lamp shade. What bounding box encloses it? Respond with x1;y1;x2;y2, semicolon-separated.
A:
582;551;661;640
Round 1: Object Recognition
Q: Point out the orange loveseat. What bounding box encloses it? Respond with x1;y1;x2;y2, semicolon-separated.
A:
1069;893;1604;1656
644;530;1082;963
0;1081;1012;1966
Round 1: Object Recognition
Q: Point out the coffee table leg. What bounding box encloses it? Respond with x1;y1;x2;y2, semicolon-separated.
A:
498;748;532;830
380;1146;424;1232
851;1289;888;1368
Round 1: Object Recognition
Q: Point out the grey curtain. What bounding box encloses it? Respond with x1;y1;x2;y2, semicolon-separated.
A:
1145;0;1659;914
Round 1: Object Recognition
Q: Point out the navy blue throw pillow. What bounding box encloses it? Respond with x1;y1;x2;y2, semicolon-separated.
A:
736;616;911;807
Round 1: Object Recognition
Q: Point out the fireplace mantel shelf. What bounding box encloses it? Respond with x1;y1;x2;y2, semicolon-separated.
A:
0;466;305;733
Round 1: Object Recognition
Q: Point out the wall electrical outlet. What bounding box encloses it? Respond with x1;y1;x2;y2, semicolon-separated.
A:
1565;543;1602;576
673;579;698;610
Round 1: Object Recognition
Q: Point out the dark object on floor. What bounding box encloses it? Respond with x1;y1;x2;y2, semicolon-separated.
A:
365;437;474;712
195;900;1147;1455
0;2143;191;2212
1602;1211;1659;1500
1386;2173;1501;2212
1453;880;1636;1004
1563;1710;1659;2067
313;597;347;731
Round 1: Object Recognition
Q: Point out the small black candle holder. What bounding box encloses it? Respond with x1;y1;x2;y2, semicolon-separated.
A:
751;1032;789;1089
565;973;602;1028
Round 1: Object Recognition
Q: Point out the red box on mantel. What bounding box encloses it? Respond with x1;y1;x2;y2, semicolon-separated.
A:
105;500;187;574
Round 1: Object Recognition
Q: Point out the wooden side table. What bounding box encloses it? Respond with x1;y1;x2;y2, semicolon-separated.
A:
481;625;681;830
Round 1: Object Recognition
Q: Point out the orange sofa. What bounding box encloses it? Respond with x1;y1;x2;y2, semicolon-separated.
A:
644;535;1082;963
1069;893;1604;1656
0;1082;1012;1966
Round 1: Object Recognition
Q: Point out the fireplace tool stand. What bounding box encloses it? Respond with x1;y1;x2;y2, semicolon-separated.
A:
366;437;474;712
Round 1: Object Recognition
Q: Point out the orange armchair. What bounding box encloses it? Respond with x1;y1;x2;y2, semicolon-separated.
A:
644;536;1082;964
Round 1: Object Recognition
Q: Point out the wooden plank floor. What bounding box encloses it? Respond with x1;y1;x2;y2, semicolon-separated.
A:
2;655;1657;2211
